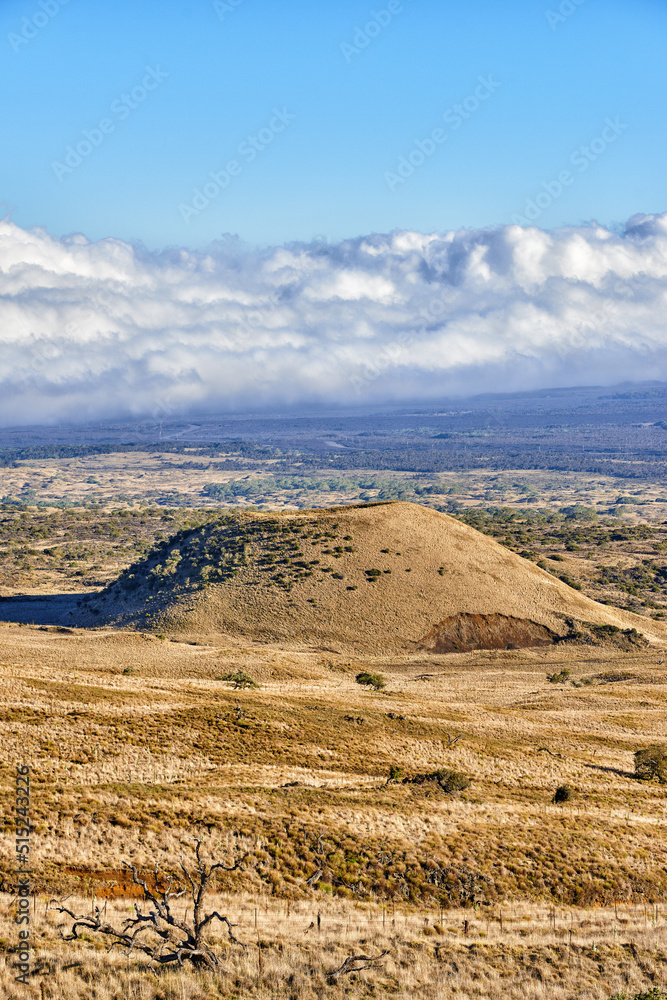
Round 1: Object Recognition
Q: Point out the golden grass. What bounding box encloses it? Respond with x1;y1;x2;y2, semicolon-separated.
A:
2;892;667;999
2;618;667;996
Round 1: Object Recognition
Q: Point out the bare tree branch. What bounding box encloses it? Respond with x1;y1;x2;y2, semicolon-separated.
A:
306;868;323;887
51;837;247;971
328;950;389;979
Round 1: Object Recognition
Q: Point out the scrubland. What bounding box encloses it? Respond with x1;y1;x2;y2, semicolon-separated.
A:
1;623;667;997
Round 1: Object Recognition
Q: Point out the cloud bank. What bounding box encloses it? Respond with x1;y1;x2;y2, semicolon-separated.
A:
1;213;666;426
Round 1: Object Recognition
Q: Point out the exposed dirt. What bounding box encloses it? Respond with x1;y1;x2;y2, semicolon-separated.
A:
419;612;557;653
64;867;172;899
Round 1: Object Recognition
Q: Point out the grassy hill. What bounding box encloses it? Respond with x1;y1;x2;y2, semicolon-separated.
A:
77;501;663;652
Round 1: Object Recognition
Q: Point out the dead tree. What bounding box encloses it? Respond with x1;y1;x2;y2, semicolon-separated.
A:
328;950;389;980
306;867;324;887
51;838;247;971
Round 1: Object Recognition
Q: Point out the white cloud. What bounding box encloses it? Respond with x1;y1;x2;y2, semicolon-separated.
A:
1;213;666;425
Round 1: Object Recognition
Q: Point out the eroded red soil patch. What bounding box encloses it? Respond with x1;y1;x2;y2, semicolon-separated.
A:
420;612;557;653
64;867;175;899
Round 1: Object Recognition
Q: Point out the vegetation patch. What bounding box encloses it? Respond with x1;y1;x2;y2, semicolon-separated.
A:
402;768;471;794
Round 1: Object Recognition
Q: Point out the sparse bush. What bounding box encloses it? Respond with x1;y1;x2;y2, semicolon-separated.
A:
220;671;259;689
356;671;386;691
388;764;404;782
634;744;667;784
403;768;471;794
592;624;621;636
547;669;571;684
552;784;573;804
435;768;471;794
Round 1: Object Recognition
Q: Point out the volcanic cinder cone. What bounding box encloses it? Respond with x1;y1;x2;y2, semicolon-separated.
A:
87;502;665;653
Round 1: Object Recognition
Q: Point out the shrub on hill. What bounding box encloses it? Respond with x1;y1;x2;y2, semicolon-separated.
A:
552;784;573;804
219;671;259;689
634;744;667;784
547;669;571;684
356;671;386;691
434;769;471;794
403;768;471;794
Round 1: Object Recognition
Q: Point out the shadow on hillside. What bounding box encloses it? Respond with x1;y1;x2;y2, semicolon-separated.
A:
0;593;86;626
583;763;635;779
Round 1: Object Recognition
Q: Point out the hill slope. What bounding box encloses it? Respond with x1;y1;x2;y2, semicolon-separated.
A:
78;502;664;652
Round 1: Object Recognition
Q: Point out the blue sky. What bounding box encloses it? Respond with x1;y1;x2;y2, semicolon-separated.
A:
1;0;665;248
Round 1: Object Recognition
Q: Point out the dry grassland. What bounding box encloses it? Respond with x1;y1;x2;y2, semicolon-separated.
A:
3;894;667;999
1;624;667;996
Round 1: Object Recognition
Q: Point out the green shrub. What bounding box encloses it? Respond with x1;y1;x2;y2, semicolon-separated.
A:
634;744;667;784
220;671;259;690
547;669;571;684
434;769;471;794
388;764;404;782
592;624;621;636
402;768;471;793
356;671;386;691
552;784;573;804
